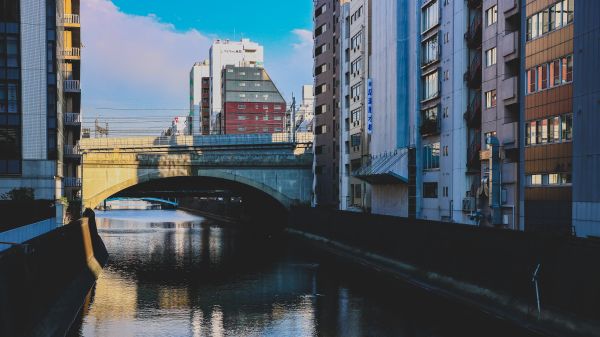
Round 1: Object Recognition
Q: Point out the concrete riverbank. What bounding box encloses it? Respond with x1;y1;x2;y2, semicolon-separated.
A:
287;206;600;337
0;211;108;337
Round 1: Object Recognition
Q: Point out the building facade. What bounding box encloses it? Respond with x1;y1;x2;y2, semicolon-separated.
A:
522;0;574;234
62;0;82;202
0;0;69;209
221;65;286;135
209;39;264;135
294;85;315;133
190;60;210;135
313;0;342;208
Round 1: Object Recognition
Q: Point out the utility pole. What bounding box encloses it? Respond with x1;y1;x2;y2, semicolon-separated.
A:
291;94;296;143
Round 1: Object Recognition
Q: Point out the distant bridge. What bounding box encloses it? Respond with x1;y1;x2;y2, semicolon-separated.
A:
105;197;179;207
79;133;314;211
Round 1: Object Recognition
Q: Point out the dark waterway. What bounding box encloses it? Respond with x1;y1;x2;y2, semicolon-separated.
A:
66;210;540;337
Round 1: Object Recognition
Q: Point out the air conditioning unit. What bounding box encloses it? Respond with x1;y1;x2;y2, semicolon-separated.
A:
462;197;476;213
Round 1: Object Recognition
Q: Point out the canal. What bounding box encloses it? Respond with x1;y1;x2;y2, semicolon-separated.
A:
67;210;541;337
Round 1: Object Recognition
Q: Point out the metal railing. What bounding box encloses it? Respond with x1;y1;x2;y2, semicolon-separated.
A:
64;145;81;156
63;14;80;25
79;132;314;151
62;47;81;58
64;113;81;125
64;177;82;187
64;80;81;92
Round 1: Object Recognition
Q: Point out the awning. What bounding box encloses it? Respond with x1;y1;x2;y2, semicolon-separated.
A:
353;149;409;185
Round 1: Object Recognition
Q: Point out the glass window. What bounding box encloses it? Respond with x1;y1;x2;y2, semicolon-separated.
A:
549;5;556;30
531;174;542;185
528;69;537;93
485;47;496;67
531;14;539;39
552;59;561;86
486;6;498;26
561;0;569;26
423;142;440;170
565;55;573;82
549;174;559;185
541;119;548;143
422;1;439;32
423;71;439;100
566;0;574;23
422;34;439;65
540;64;548;90
485;90;496;108
541;10;549;34
525;122;531;145
530;121;537;145
562;114;573;140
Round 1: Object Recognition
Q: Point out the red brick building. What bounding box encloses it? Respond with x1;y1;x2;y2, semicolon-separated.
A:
220;65;286;134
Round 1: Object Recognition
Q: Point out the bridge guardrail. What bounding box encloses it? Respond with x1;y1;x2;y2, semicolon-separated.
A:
79;132;313;150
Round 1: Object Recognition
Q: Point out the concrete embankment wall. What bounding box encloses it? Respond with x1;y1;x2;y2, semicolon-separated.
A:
0;213;107;337
288;206;600;337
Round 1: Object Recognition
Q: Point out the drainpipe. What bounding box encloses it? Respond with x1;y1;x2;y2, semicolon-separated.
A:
486;135;502;226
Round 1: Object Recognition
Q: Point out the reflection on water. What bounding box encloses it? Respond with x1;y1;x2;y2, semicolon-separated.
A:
68;210;539;337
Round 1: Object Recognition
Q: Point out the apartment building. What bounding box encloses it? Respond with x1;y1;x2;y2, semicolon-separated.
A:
338;0;371;211
313;0;342;208
190;60;210;135
62;0;82;202
209;39;264;135
221;65;286;135
294;85;315;133
477;1;521;228
0;0;66;209
522;0;574;234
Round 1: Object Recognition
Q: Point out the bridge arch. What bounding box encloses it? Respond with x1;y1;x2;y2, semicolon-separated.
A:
84;170;295;211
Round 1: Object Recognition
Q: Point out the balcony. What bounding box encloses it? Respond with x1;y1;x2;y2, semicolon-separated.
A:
464;92;482;128
64;112;81;126
63;14;80;26
500;76;518;106
500;31;518;62
464;52;482;88
464;11;482;48
420;114;441;136
62;47;81;60
501;122;519;150
64;145;81;159
64;80;81;93
64;177;82;188
499;0;518;18
467;131;482;170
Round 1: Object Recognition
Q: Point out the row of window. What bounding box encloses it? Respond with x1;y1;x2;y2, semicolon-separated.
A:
527;55;573;94
525;114;573;146
235;82;266;88
527;173;572;186
236;127;283;132
350;5;363;24
236;104;283;110
236;115;283;121
526;0;573;41
225;69;261;76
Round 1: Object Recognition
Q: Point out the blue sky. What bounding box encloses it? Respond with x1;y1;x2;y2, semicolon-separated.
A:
82;0;313;133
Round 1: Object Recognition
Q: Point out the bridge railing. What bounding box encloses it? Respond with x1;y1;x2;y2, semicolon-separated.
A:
79;132;313;150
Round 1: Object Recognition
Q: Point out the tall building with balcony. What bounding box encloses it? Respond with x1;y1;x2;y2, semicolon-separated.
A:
190;60;210;135
209;39;264;135
522;0;574;234
62;0;82;202
220;65;286;135
478;0;521;229
313;0;344;208
0;0;66;211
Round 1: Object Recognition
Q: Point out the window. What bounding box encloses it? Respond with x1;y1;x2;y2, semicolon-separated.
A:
237;127;246;132
351;30;363;50
315;63;328;75
562;113;573;140
351;108;360;125
315;23;327;37
315;43;327;56
350;133;361;147
263;105;269;110
486;5;497;26
525;114;573;146
274;105;282;110
351;6;363;23
237;115;247;120
527;0;573;41
315;4;327;17
423;182;438;198
485;47;496;67
530;174;542;185
422;34;439;65
315;83;327;95
274;128;282;132
315;104;327;115
423;142;440;170
485;90;496;108
423;71;439;100
237;104;246;109
238;82;246;87
263;115;269;121
422;0;440;33
351;57;362;74
274;116;282;121
527;173;571;186
351;82;362;99
316;125;327;135
527;55;573;94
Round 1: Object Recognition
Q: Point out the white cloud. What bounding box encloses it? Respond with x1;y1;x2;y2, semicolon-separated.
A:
292;29;313;50
82;0;211;117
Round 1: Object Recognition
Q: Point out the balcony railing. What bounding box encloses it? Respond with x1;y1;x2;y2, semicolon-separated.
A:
64;113;81;125
467;131;482;169
62;47;81;59
464;52;482;87
64;177;82;187
64;80;81;92
464;92;482;128
465;11;482;48
63;14;80;25
420;114;441;136
64;145;81;157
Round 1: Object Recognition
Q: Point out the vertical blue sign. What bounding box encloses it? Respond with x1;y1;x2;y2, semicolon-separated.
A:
367;79;373;134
